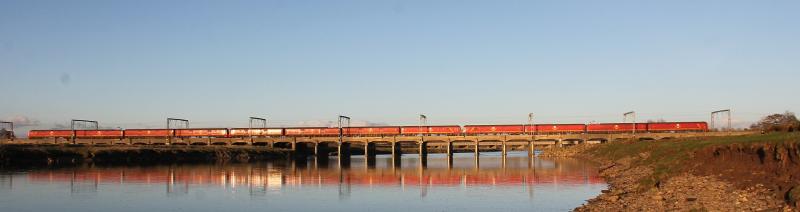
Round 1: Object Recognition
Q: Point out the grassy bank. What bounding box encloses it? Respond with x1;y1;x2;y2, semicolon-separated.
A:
588;133;800;189
0;145;292;166
578;133;800;211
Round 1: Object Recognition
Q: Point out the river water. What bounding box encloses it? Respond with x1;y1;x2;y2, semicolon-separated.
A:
0;152;605;212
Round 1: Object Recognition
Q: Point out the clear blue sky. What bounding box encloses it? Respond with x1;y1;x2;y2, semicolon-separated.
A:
1;0;798;135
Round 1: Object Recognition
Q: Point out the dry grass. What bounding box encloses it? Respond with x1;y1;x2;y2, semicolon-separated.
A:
586;133;800;190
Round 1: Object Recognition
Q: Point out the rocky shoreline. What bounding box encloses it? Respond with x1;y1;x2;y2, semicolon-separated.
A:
575;152;789;211
563;134;800;211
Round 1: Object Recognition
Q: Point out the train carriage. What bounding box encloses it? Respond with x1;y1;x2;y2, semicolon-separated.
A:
399;125;462;135
124;129;173;138
229;128;283;137
28;130;74;139
284;127;340;137
587;123;647;134
464;125;524;135
428;126;462;135
343;127;400;136
647;122;708;132
74;130;124;139
534;124;587;134
174;128;229;138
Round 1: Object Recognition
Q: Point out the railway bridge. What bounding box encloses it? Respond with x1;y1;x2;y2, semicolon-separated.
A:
1;131;753;167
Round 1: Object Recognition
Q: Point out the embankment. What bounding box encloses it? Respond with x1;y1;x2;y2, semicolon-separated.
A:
0;145;292;166
575;133;800;211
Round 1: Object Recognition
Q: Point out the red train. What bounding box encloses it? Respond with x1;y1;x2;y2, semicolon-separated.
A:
124;129;172;138
535;124;587;134
284;127;340;137
344;126;400;136
28;130;75;139
464;125;525;135
400;125;462;135
174;128;227;138
228;128;283;137
27;122;708;139
647;122;708;132
587;123;648;134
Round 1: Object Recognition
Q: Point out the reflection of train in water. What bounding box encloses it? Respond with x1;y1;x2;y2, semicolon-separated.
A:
28;122;708;139
26;163;604;189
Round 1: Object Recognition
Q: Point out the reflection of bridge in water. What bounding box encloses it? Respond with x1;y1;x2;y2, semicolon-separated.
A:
25;157;604;197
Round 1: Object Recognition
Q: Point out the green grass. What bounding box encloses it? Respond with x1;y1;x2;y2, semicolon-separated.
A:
789;186;800;205
587;133;800;190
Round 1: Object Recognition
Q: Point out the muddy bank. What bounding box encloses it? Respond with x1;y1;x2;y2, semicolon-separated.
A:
0;145;293;166
693;142;800;207
538;144;595;157
576;134;800;211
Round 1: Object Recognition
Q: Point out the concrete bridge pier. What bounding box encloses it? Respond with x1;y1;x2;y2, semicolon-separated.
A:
418;142;428;158
418;142;428;168
528;141;535;157
364;142;376;168
501;141;508;156
338;142;351;168
391;142;402;167
474;142;481;167
446;142;454;169
474;141;480;157
446;142;454;157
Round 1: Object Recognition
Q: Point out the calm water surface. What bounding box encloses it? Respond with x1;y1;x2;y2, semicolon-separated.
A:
0;152;605;212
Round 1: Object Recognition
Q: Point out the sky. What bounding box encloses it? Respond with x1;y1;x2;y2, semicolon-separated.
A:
1;0;799;136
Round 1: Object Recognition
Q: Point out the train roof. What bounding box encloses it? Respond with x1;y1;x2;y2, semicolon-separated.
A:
646;121;708;124
29;129;72;131
172;128;228;130
283;127;339;129
398;125;461;127
463;124;524;126
124;128;173;130
587;123;648;125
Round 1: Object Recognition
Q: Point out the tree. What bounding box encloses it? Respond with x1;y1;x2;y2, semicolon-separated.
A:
751;111;800;132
